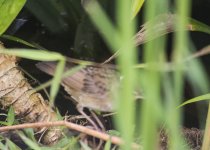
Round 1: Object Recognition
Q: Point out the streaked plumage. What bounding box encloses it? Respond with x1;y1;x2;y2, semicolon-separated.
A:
36;62;119;112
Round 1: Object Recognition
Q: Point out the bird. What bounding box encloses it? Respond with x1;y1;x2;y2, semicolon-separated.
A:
36;61;119;129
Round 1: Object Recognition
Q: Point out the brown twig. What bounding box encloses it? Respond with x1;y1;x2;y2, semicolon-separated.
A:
185;45;210;61
102;13;196;64
0;121;141;149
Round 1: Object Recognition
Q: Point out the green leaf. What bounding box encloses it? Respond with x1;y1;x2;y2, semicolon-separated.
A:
6;139;21;150
177;93;210;108
185;55;209;94
0;34;37;48
50;59;65;104
0;0;26;35
0;121;8;125
80;141;92;150
0;49;64;61
23;128;36;142
7;107;15;126
104;139;111;150
107;130;121;137
18;132;41;150
189;18;210;34
131;0;144;19
0;141;6;150
42;137;79;150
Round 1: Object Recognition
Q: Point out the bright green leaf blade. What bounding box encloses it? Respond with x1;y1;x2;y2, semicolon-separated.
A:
80;141;92;150
104;139;111;150
131;0;144;19
0;121;9;125
0;49;64;61
185;56;209;94
50;60;65;104
177;93;210;108
7;107;15;126
0;0;26;35
107;130;121;137
0;141;6;150
23;128;36;142
189;18;210;34
18;132;41;150
6;139;21;150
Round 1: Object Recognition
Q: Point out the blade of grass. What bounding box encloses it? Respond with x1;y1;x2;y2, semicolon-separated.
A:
18;132;42;150
167;0;191;149
131;0;144;19
0;141;6;150
80;141;92;150
202;103;210;150
177;93;210;108
104;139;111;150
114;0;137;149
0;34;37;48
50;59;65;105
0;47;66;107
0;49;64;61
7;107;15;126
6;139;21;150
85;0;137;149
139;0;170;149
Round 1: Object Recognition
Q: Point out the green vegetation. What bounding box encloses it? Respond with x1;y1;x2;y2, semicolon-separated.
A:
1;0;210;149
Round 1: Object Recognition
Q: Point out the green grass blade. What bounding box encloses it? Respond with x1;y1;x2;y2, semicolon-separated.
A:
189;18;210;34
177;93;210;108
23;128;36;142
0;49;64;61
7;107;15;126
104;139;111;150
131;0;144;19
0;34;37;48
167;0;192;149
185;57;209;94
202;102;210;150
18;132;41;150
115;0;137;149
50;59;65;105
0;141;6;150
80;141;92;150
6;139;21;150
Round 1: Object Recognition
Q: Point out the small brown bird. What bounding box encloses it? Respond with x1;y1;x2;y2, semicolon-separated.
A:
36;61;119;128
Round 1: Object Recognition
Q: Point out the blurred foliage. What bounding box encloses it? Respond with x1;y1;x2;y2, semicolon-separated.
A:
0;0;210;149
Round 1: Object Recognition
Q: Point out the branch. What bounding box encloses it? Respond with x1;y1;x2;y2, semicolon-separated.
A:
0;121;141;149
